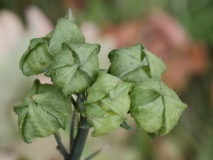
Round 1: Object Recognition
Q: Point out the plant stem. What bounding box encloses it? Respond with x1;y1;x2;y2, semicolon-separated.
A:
71;96;77;108
55;93;88;160
69;116;89;160
70;109;76;152
54;133;69;159
84;143;111;160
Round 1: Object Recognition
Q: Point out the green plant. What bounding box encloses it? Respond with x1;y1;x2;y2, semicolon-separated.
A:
14;10;187;160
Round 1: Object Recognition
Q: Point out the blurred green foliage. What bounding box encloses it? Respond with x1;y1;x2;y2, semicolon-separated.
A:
1;0;213;48
80;0;213;50
0;0;66;24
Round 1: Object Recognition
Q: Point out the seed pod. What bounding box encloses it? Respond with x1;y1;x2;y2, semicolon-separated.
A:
49;11;85;55
84;71;132;137
46;43;100;95
130;77;187;136
108;44;166;83
13;79;72;143
20;37;53;76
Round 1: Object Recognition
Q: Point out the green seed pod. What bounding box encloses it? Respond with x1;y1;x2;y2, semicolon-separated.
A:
130;77;187;136
46;43;100;95
20;37;53;76
84;71;132;137
108;44;166;83
49;11;85;55
13;79;72;143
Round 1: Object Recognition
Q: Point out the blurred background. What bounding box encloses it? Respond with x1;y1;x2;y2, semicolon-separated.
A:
0;0;213;159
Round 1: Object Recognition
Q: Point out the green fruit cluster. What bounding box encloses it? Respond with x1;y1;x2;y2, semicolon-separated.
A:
14;10;187;143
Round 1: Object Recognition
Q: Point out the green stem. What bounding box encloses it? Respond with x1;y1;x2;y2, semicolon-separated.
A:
54;133;69;159
71;96;77;108
77;94;86;117
69;116;89;160
84;143;111;160
70;109;76;152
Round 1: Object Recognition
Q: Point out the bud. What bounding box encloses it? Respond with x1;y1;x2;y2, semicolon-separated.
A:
20;37;53;76
84;71;132;136
49;12;85;55
108;44;166;83
13;79;72;143
130;77;187;136
46;43;100;95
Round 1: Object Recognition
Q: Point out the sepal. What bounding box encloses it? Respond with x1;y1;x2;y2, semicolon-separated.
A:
84;72;132;136
108;44;166;83
20;37;53;76
130;77;187;135
14;79;72;143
